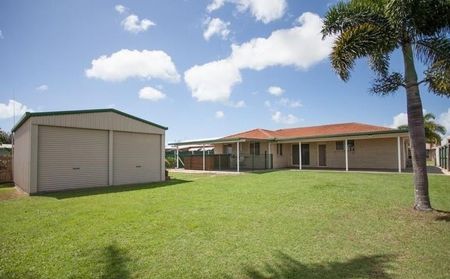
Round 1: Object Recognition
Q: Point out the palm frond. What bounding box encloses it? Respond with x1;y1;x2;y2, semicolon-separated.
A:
331;23;397;81
322;0;391;37
386;0;450;40
368;53;390;77
425;61;450;97
410;0;450;37
434;125;447;136
423;113;436;122
416;36;450;66
370;72;404;95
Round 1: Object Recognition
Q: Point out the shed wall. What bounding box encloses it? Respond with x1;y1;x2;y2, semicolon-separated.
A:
13;120;31;193
29;112;165;135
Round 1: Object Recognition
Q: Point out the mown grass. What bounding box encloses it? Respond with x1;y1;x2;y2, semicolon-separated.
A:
0;170;449;278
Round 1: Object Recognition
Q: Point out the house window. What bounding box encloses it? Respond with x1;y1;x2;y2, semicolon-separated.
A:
224;144;232;154
250;142;260;155
277;144;283;156
347;140;355;151
336;141;344;151
336;140;355;151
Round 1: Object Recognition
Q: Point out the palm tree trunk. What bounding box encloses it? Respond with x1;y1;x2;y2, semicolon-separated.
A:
402;42;432;211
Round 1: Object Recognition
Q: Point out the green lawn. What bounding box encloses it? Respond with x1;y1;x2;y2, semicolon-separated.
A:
0;170;449;279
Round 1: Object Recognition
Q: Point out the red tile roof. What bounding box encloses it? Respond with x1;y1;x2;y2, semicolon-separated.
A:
221;123;394;140
223;128;276;140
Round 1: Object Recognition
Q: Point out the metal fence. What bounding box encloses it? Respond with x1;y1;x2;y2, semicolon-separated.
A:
438;144;449;171
179;153;273;171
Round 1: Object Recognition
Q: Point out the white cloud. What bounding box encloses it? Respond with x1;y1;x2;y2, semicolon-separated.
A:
115;4;127;14
184;12;333;102
86;49;180;82
207;0;225;12
390;112;408;128
231;100;246;108
390;110;427;129
184;59;241;102
207;0;287;23
0;100;29;119
35;84;48;92
203;17;231;41
279;98;302;108
438;108;450;137
268;86;284;96
230;12;333;70
215;110;225;119
271;111;299;125
121;14;155;33
0;30;3;39
138;86;166;101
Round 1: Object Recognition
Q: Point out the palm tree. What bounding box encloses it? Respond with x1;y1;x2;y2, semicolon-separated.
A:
322;0;450;211
398;113;447;146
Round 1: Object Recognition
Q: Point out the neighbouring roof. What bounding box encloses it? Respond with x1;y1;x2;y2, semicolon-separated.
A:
169;122;407;145
0;144;12;149
165;144;215;150
11;108;168;132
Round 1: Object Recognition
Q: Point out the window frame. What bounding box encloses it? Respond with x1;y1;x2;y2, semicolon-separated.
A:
250;142;260;155
276;143;283;156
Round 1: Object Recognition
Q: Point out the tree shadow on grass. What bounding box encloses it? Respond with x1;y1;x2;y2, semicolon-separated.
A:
434;210;450;222
99;242;131;279
40;178;191;199
239;252;395;279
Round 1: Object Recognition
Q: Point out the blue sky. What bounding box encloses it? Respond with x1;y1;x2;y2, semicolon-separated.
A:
0;0;449;143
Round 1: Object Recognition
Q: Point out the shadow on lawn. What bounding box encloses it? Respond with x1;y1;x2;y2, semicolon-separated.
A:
434;210;450;222
239;252;395;279
245;169;281;175
40;179;191;200
100;243;131;279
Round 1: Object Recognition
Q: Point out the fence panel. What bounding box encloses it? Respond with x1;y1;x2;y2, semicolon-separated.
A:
0;156;12;183
438;144;449;171
181;153;273;171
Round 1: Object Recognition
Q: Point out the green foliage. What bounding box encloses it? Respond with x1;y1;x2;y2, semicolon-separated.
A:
322;0;450;97
398;113;447;144
371;72;404;95
0;129;11;144
165;156;177;168
423;113;447;144
0;171;449;278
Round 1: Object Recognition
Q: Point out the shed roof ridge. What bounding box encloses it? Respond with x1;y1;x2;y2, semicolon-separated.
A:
11;108;168;132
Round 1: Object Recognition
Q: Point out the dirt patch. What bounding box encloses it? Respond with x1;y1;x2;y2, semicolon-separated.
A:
0;185;27;201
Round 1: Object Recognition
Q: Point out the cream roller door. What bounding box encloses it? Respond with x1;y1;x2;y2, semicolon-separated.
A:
38;126;109;192
113;131;161;185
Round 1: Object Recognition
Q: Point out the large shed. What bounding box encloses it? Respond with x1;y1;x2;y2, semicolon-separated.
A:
12;109;167;194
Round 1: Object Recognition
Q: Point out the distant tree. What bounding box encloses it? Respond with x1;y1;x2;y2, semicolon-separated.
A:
0;129;11;144
398;113;447;146
322;0;450;211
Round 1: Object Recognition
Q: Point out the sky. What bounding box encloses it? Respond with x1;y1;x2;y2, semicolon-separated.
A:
0;0;449;144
